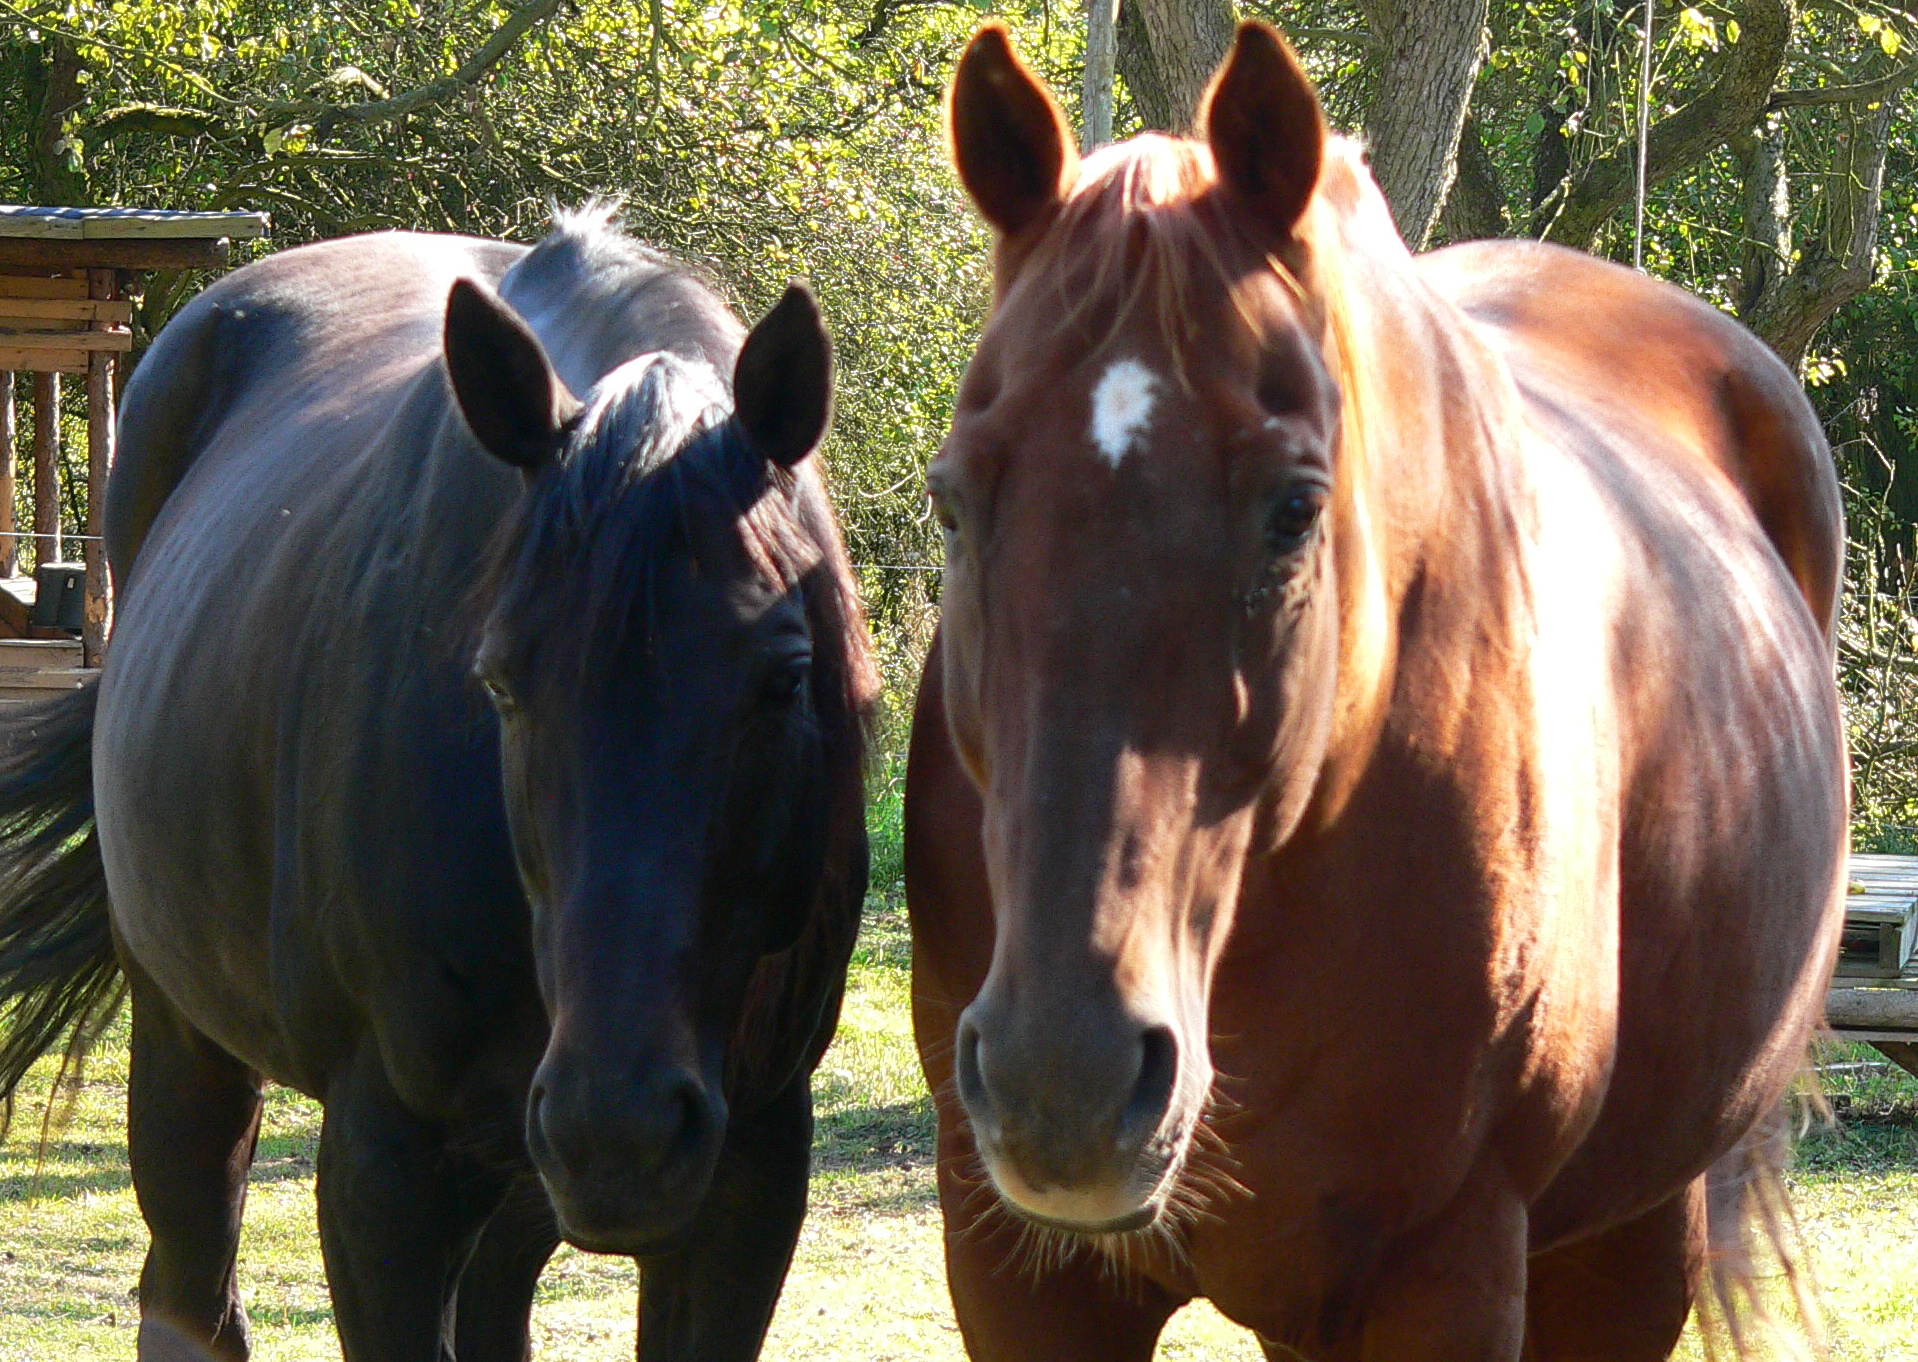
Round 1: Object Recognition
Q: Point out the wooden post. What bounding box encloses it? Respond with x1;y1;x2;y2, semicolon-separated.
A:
0;371;13;577
32;371;59;565
84;268;116;666
1083;0;1120;152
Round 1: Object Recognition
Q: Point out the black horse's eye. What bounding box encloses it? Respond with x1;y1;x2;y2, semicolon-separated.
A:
478;675;519;713
761;660;810;709
1266;485;1325;553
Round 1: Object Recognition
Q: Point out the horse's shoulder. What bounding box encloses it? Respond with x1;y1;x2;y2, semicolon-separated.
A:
1416;240;1840;634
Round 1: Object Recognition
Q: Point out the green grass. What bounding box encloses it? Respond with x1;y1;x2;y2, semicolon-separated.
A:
4;802;1916;1358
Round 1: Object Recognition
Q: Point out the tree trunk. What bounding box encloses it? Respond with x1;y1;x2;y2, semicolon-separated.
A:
1738;95;1896;371
1359;0;1490;249
1116;0;1178;132
28;37;91;207
1128;0;1237;131
0;373;15;577
1437;114;1508;242
32;375;61;566
1085;0;1122;150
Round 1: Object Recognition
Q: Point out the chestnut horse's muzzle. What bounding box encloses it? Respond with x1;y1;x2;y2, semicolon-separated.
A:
954;989;1193;1231
525;1045;726;1254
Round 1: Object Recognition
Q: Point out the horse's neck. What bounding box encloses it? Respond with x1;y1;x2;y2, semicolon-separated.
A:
1309;238;1531;817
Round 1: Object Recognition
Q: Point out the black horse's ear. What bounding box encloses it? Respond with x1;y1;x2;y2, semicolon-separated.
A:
443;277;581;471
734;282;833;469
1202;21;1325;242
947;23;1077;237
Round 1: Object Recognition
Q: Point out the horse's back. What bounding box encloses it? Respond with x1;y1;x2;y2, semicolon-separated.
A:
109;232;523;582
1419;239;1842;640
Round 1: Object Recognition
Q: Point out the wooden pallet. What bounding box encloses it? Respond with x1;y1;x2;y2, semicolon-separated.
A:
1837;852;1918;979
1829;856;1918;1071
0;636;88;694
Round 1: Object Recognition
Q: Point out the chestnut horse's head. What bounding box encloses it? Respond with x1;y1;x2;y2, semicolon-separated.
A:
932;22;1372;1232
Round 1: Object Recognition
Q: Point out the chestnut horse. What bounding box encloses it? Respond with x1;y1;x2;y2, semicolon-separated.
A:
905;21;1846;1360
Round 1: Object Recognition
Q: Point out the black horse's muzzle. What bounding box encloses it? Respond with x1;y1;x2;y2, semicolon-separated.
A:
525;1046;726;1254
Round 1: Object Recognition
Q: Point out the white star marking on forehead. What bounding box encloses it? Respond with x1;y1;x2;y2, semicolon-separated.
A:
1089;358;1159;468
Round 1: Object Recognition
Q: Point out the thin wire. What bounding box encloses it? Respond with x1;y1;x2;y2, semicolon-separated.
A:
1634;0;1654;271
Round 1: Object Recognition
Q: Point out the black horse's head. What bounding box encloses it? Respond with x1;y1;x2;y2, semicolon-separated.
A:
443;276;844;1253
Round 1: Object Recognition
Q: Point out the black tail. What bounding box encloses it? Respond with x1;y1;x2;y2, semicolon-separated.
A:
0;683;121;1139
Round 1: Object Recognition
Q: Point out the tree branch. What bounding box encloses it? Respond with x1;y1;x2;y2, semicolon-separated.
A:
88;104;223;144
1770;60;1918;107
262;0;565;135
1539;0;1791;251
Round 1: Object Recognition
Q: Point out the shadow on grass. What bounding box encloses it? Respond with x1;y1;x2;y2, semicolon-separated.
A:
1797;1105;1918;1176
815;1095;935;1176
2;1133;319;1206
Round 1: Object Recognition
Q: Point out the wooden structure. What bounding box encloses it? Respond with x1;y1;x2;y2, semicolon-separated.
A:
0;205;268;667
1830;852;1918;1078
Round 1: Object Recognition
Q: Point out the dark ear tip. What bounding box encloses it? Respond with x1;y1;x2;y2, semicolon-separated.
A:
963;21;1015;58
444;276;484;328
775;278;822;319
1234;17;1284;51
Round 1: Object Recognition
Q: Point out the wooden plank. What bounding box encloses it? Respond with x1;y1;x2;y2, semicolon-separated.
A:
0;638;83;666
0;376;12;580
0;214;80;239
0;328;131;353
0;346;87;374
0;206;267;241
0;237;230;270
0;298;132;324
84;276;113;668
1827;986;1918;1032
0;274;88;299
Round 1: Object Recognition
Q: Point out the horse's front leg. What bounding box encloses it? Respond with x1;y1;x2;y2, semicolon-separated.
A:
632;1074;813;1362
453;1173;562;1362
316;1043;509;1362
1329;1160;1529;1362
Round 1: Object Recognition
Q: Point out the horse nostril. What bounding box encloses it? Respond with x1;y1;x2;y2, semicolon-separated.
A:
525;1082;554;1157
1119;1024;1179;1143
954;1019;990;1118
654;1076;707;1162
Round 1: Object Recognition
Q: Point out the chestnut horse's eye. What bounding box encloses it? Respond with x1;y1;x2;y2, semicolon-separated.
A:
929;488;959;533
1266;485;1325;553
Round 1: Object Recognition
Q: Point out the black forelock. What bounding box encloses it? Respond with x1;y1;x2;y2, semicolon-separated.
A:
480;353;814;681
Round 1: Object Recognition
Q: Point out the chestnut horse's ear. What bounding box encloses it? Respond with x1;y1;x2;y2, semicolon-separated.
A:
444;277;581;472
734;281;834;469
947;23;1078;237
1202;21;1325;241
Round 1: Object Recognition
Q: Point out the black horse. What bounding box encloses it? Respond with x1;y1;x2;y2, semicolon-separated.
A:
0;210;874;1361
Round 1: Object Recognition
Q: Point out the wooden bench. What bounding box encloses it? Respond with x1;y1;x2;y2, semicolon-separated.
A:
1830;851;1918;1077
